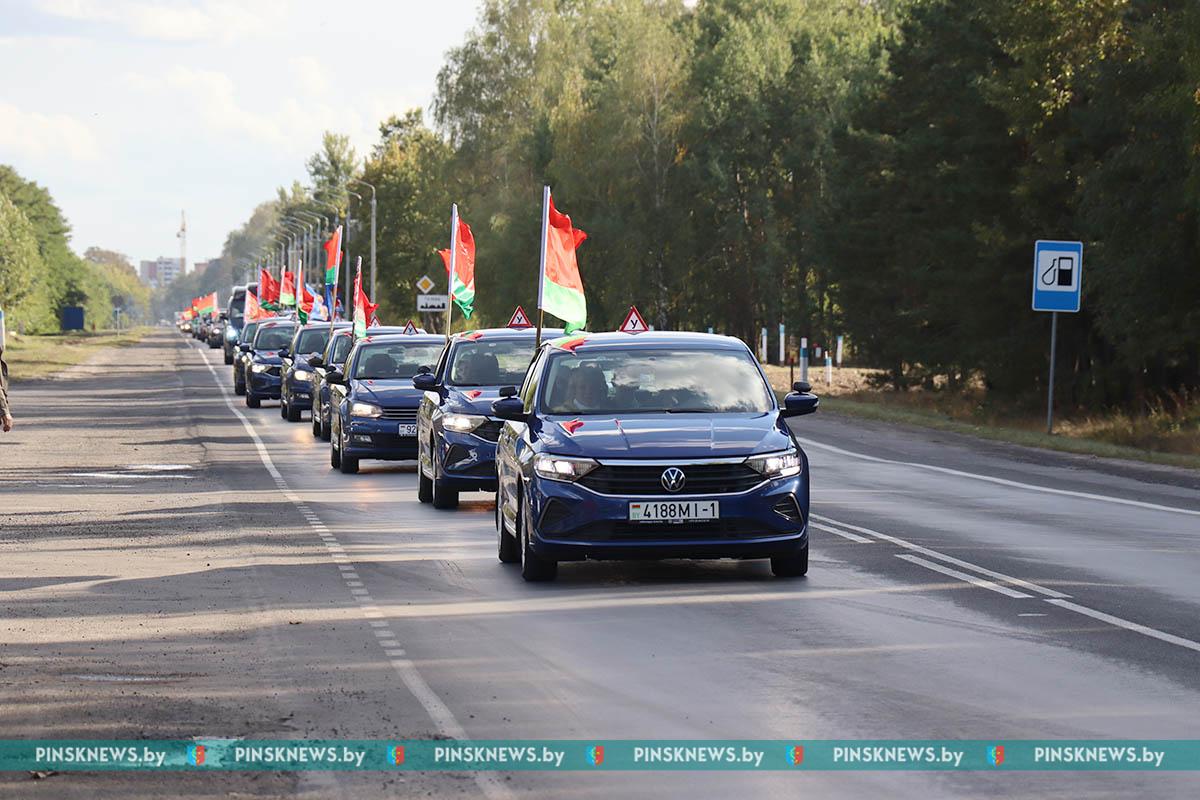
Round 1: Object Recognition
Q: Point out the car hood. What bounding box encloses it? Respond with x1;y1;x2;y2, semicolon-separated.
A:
445;386;503;416
252;353;282;365
537;413;791;459
352;379;424;407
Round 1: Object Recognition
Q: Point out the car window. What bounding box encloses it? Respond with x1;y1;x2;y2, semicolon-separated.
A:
328;334;353;366
447;339;536;387
294;328;331;356
540;347;773;415
351;343;446;380
520;349;548;411
253;326;295;351
239;323;259;344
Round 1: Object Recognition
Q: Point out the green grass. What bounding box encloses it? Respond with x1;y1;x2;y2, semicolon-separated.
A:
5;328;150;381
816;394;1200;470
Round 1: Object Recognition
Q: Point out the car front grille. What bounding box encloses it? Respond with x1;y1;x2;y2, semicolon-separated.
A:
577;462;764;496
265;365;281;377
559;519;777;541
379;408;418;422
473;419;503;442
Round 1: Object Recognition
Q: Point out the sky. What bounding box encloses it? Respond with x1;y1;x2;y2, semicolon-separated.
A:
0;0;480;268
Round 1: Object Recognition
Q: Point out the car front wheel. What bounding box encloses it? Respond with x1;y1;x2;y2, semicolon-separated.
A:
770;544;809;578
431;445;459;510
497;488;519;564
519;491;557;582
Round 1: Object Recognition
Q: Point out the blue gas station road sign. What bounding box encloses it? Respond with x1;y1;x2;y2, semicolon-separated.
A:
1032;240;1083;313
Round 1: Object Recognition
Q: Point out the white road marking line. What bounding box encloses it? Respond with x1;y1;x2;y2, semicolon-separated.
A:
1019;613;1048;617
813;513;1071;599
811;521;873;543
368;621;389;628
798;436;1200;517
896;554;1034;599
1045;600;1200;654
190;341;512;800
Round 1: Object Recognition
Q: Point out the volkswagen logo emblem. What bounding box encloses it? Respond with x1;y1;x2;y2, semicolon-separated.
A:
660;467;686;493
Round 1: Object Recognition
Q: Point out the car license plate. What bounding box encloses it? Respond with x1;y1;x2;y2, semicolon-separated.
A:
398;423;417;436
629;500;719;523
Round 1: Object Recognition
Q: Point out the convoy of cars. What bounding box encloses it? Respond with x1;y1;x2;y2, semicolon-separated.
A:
195;302;819;582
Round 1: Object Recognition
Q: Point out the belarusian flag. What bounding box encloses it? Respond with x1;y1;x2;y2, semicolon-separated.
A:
280;271;296;308
437;208;475;319
539;188;587;333
196;291;218;316
246;290;274;321
323;226;342;286
351;258;377;338
259;268;280;309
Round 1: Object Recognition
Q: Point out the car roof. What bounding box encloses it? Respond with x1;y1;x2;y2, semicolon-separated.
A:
452;327;564;342
541;330;751;351
300;321;351;330
354;333;447;346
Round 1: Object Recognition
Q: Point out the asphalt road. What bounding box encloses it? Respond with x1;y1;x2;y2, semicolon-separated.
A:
2;330;1199;798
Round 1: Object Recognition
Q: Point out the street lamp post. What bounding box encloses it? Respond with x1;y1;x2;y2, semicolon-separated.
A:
350;179;377;299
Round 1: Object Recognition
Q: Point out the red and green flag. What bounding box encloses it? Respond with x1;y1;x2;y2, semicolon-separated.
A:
351;258;378;338
538;188;587;333
196;291;218;316
280;271;296;308
259;268;280;309
323;226;342;286
437;208;476;319
246;289;274;322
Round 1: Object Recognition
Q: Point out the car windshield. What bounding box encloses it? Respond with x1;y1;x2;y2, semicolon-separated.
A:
295;329;330;356
253;326;295;351
352;343;445;380
329;334;353;366
541;347;773;415
239;323;259;343
447;339;534;387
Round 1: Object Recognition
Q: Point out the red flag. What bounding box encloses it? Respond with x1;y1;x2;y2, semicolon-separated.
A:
259;268;280;305
280;271;296;307
323;226;342;285
246;289;275;321
351;258;378;337
540;193;588;331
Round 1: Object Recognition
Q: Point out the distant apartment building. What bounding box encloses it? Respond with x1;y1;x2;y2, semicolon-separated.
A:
139;256;183;288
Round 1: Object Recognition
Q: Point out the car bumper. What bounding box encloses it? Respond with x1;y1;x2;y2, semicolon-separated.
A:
344;417;419;460
528;475;809;562
436;430;499;491
248;372;281;398
287;377;312;405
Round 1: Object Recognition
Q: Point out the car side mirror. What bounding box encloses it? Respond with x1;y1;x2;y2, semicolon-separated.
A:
326;370;345;385
307;354;323;368
412;372;439;391
498;385;518;398
238;343;251;352
491;396;526;422
781;388;819;418
277;348;290;359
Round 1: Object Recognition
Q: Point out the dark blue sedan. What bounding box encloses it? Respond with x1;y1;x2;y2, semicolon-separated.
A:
414;327;562;509
492;331;818;581
280;322;350;422
327;333;447;474
242;319;297;408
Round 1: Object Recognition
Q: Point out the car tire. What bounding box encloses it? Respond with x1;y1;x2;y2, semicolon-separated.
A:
320;411;331;442
431;446;459;510
330;435;341;469
280;398;288;418
519;492;557;582
497;490;520;564
246;393;260;409
224;351;234;365
770;544;809;578
286;399;301;422
234;379;245;396
417;467;433;504
311;410;322;438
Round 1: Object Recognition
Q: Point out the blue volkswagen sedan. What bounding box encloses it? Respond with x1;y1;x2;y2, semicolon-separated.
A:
327;333;447;474
280;322;350;422
413;327;562;509
492;331;818;581
242;319;297;409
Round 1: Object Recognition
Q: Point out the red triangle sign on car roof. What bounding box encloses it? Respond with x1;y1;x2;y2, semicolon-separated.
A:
618;305;649;334
507;305;532;328
402;320;419;335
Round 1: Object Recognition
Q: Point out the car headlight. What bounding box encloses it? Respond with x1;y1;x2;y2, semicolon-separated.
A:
293;369;312;381
745;449;802;479
251;363;271;373
350;401;382;418
442;413;486;433
534;454;599;482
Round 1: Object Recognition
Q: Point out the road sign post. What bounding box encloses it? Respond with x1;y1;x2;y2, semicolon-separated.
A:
1032;240;1083;434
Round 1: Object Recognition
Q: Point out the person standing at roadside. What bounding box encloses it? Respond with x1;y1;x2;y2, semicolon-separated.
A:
0;342;12;432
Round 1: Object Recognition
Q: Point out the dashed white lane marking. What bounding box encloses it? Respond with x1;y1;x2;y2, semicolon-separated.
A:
191;340;512;800
818;512;1200;655
811;521;873;543
896;554;1033;599
797;436;1200;518
813;513;1069;599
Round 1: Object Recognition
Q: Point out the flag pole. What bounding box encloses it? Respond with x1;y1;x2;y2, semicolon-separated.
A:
446;203;458;337
536;185;550;348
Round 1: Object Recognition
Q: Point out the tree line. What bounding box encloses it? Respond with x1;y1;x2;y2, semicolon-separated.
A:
201;0;1200;411
0;166;150;333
